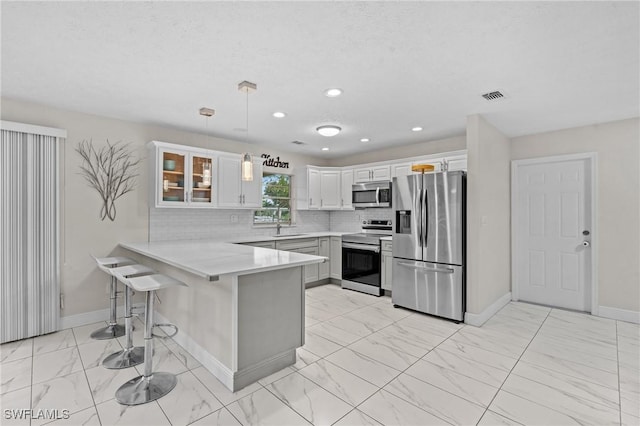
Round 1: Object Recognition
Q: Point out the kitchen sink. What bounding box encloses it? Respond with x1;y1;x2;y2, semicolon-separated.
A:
272;233;307;237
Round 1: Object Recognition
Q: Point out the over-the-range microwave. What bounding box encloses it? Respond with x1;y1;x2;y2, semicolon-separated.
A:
352;181;392;208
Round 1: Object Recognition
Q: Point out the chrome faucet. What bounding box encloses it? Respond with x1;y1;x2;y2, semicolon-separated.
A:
276;223;282;235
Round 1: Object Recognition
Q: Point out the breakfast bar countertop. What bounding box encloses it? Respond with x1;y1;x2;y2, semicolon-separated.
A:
119;239;326;281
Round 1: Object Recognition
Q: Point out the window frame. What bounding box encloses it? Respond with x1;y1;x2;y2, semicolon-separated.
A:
253;172;294;226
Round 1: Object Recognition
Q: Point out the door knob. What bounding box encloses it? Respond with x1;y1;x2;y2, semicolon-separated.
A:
582;241;590;247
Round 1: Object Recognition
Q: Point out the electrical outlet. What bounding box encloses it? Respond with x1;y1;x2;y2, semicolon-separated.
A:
230;215;238;223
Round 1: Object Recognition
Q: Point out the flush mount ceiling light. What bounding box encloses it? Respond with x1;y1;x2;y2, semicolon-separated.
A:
324;88;343;98
360;138;370;143
238;80;257;182
316;125;341;137
199;107;215;117
272;111;286;118
411;126;423;132
322;147;329;151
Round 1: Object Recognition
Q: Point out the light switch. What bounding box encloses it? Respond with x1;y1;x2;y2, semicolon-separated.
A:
481;215;488;226
230;215;238;223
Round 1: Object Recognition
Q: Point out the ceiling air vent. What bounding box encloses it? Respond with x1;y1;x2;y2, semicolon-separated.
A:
291;140;305;145
481;91;505;101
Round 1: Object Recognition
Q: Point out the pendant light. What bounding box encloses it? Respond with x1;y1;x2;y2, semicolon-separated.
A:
199;107;215;187
238;80;256;182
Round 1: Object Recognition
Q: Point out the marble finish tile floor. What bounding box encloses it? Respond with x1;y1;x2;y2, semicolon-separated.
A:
1;283;639;425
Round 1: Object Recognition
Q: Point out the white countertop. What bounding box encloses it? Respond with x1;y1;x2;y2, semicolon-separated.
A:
230;231;348;244
380;236;393;241
120;240;327;281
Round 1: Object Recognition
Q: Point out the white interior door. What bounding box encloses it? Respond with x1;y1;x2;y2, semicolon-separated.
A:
513;156;594;312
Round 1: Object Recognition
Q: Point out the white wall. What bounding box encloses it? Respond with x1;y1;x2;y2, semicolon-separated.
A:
327;135;466;167
1;97;327;317
511;118;640;313
466;115;512;317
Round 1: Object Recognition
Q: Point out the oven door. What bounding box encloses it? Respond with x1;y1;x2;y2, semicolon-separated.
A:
341;242;383;296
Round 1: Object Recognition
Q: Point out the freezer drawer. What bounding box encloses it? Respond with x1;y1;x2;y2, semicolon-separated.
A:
391;258;464;321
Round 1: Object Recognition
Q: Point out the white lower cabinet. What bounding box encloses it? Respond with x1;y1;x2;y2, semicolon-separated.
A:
318;237;330;280
381;240;393;291
330;236;342;279
244;236;339;284
275;238;320;284
298;246;320;283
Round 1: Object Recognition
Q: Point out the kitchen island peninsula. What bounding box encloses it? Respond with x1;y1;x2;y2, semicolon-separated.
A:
118;240;326;391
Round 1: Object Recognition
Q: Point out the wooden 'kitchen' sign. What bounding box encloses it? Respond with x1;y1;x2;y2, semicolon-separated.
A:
261;154;289;169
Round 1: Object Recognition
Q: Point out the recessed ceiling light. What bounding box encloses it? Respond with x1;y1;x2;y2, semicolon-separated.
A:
324;88;343;98
360;138;370;143
272;111;286;118
316;125;341;137
411;127;423;132
322;147;330;151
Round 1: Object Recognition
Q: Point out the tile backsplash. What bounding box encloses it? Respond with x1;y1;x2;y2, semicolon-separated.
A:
149;208;330;241
149;208;392;241
329;209;393;233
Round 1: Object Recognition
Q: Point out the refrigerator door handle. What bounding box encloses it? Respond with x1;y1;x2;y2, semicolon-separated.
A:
417;187;423;247
422;189;428;248
375;187;380;205
397;261;454;274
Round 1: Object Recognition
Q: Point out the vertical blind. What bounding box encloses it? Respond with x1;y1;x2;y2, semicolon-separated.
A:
1;123;62;343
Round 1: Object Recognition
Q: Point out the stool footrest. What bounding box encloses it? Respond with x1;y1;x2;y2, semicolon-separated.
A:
152;323;179;339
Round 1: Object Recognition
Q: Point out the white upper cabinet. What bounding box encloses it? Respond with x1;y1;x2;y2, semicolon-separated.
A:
150;142;217;208
341;169;354;209
320;170;341;209
391;162;413;179
217;155;263;208
297;166;348;210
445;155;467;171
307;167;321;209
242;157;263;208
354;165;391;183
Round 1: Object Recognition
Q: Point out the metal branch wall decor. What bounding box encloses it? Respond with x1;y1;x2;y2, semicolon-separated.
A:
76;139;140;221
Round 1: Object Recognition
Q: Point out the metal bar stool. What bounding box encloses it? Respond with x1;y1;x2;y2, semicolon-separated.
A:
90;256;134;340
115;274;187;405
102;264;155;369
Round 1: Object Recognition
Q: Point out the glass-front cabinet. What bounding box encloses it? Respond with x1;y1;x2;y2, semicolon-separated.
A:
191;154;215;204
153;143;217;208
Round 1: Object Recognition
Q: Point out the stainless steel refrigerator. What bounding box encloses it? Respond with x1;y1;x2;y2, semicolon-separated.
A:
392;171;466;322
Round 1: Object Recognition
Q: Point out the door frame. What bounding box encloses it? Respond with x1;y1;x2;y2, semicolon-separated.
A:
511;153;598;315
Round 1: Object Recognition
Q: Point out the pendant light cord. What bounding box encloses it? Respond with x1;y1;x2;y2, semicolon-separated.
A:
245;89;249;144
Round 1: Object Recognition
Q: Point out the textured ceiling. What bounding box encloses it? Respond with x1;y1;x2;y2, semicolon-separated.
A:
2;1;638;158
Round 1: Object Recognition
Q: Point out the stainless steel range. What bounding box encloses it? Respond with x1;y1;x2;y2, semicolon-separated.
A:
341;220;392;296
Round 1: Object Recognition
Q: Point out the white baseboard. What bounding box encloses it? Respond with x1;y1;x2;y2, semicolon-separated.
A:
464;292;512;327
59;303;145;330
598;305;640;324
154;311;235;390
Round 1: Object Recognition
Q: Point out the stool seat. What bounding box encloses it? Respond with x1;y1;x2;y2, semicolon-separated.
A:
125;274;188;292
92;256;134;273
110;264;155;282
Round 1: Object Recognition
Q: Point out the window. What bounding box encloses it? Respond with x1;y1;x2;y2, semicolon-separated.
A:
253;173;292;224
